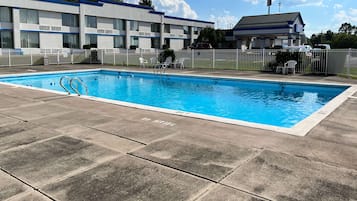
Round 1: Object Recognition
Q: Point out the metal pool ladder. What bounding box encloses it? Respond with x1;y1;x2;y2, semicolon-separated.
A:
59;76;88;96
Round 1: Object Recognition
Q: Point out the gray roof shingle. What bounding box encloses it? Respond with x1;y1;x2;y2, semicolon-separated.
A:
234;12;302;30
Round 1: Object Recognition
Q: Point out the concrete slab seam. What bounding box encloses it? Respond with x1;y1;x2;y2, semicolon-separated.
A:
0;135;65;155
88;126;147;146
127;152;218;183
0;168;56;201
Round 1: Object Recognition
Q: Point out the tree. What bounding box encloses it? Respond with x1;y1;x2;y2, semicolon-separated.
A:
139;0;154;8
196;27;225;48
339;22;353;34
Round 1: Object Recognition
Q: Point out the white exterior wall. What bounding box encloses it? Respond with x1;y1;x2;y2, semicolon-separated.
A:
97;17;113;30
40;33;62;49
139;38;151;49
0;0;213;51
97;35;113;49
39;11;62;26
170;39;183;50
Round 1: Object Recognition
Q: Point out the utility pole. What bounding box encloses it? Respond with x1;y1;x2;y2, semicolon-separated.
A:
267;0;272;15
278;0;281;13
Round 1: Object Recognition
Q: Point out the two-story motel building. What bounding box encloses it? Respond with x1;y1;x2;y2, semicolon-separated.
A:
0;0;214;53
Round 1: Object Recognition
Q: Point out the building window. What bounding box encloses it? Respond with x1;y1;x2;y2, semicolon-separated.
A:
20;9;39;24
85;34;97;48
86;16;97;28
164;24;170;33
62;13;79;27
151;38;160;49
20;31;39;48
151;23;160;33
184;39;190;49
114;36;125;48
194;27;201;35
0;31;13;48
114;19;126;31
0;7;12;23
130;36;138;47
164;38;170;49
63;34;79;48
130;21;139;31
183;26;190;35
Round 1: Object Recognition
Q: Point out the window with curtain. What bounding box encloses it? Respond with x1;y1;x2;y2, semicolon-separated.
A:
114;36;125;48
151;38;160;49
114;19;126;31
62;13;79;27
20;31;39;48
0;31;13;48
164;24;170;33
130;21;139;31
183;26;189;34
20;9;39;24
130;36;138;47
63;34;79;48
85;16;97;28
85;34;97;48
151;23;160;33
0;7;12;22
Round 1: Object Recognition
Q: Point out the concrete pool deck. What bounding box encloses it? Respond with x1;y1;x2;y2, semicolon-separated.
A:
0;65;356;201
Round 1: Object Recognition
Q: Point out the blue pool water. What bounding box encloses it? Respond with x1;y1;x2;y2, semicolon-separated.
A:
0;70;348;128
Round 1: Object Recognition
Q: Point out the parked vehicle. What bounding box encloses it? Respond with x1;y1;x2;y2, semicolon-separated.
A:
191;42;213;49
314;44;331;50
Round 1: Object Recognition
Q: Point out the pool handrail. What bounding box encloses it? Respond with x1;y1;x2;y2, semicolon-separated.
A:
59;76;72;95
70;77;88;96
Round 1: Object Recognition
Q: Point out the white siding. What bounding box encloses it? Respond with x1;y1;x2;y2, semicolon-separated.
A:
97;35;113;49
39;11;62;26
97;17;113;30
40;33;62;49
170;39;183;50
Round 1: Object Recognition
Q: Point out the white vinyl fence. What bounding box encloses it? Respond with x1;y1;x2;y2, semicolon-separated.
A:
0;48;356;78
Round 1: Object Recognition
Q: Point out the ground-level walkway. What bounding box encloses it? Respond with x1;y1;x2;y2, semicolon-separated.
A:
0;65;356;201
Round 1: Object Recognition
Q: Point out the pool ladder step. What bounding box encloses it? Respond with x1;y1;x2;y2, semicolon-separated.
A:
60;76;88;96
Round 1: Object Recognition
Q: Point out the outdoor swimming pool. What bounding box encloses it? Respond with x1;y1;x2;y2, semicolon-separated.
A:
0;69;349;131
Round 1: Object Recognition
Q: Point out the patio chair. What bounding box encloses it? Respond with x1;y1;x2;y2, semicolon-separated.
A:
172;58;186;69
139;57;148;68
150;57;159;68
276;60;297;75
154;57;172;73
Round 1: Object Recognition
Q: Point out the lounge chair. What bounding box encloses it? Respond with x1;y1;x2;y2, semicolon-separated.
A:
276;60;297;75
172;58;186;69
139;57;148;68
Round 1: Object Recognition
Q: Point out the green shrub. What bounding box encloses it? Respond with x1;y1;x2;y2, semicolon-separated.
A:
159;49;176;63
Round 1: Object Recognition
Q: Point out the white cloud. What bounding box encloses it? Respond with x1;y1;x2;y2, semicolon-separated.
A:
333;3;343;10
334;9;357;25
153;0;198;19
282;0;326;7
243;0;260;5
209;11;238;29
126;0;198;19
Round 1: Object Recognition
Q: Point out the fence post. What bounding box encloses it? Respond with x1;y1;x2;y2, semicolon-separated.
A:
347;48;351;79
191;49;194;69
101;50;104;65
262;48;265;70
236;48;239;70
57;51;60;65
212;49;215;69
113;51;116;66
71;53;74;64
8;50;11;67
126;49;129;67
325;49;329;76
30;49;33;65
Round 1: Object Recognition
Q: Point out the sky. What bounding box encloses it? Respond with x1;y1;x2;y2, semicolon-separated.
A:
126;0;357;37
